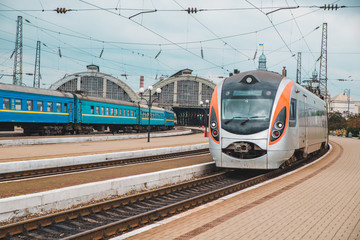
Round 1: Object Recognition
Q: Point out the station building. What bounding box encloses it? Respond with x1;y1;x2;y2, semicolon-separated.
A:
50;65;217;126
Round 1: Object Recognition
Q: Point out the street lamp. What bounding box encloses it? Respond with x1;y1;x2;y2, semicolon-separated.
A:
139;85;161;142
200;99;210;137
344;89;350;117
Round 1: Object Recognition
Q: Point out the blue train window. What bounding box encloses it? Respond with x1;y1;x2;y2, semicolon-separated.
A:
15;99;22;110
115;108;118;116
3;98;10;109
64;103;68;113
96;106;99;115
111;108;114;116
91;106;94;114
56;103;61;112
101;107;104;115
120;109;123;116
27;100;33;111
37;101;43;111
106;108;109;115
47;102;53;112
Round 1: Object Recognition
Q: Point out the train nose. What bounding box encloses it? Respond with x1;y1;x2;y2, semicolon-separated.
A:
223;141;267;159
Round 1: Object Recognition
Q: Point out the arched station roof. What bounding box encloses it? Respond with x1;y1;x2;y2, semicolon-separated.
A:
50;65;138;102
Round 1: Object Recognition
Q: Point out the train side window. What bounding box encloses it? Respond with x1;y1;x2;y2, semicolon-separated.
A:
106;108;109;115
56;103;61;112
101;107;104;115
111;108;114;116
37;101;43;111
289;98;296;127
15;99;22;110
64;103;68;113
3;98;10;109
91;106;94;114
115;108;118;116
27;100;33;111
96;106;99;115
47;102;53;112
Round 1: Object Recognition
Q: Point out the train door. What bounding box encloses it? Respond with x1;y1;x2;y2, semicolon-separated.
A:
303;96;309;155
68;103;73;122
78;101;82;123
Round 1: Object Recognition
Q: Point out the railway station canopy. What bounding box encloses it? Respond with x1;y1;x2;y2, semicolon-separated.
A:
50;66;217;126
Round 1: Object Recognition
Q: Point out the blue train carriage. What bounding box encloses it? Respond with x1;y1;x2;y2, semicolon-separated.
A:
164;109;175;128
0;83;74;135
76;95;139;133
139;105;169;131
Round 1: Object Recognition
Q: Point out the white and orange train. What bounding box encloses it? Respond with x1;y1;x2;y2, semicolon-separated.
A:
209;70;328;169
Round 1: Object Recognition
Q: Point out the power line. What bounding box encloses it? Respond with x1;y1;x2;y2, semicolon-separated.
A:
79;0;232;73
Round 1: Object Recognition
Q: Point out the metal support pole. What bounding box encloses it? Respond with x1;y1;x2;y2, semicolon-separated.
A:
148;90;152;142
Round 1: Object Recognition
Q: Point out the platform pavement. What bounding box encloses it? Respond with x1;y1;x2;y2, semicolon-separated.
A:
121;136;360;240
0;132;208;163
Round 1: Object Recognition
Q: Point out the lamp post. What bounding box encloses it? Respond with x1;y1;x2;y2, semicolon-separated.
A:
200;99;210;137
139;85;161;142
344;89;350;117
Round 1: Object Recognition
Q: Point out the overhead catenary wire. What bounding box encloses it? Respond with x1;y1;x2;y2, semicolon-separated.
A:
79;0;232;73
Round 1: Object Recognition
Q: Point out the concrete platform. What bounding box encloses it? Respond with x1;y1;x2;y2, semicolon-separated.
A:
121;136;360;240
0;162;215;223
0;130;192;147
0;132;208;163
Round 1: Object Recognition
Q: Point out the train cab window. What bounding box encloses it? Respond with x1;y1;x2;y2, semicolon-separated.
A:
15;99;22;110
27;100;33;111
3;98;10;109
47;102;53;112
101;107;104;115
91;106;94;114
289;98;297;127
96;106;99;115
37;101;43;111
56;103;61;112
64;103;68;113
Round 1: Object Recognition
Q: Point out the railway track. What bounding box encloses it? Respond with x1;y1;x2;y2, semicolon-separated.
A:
0;149;209;182
0;149;327;240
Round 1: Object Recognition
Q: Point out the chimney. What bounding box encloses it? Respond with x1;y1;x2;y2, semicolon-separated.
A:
282;66;287;77
140;76;144;89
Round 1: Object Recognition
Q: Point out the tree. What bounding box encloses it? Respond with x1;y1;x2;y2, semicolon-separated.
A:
328;112;346;130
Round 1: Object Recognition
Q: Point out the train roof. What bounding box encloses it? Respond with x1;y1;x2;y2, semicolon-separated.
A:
75;94;137;107
0;82;74;98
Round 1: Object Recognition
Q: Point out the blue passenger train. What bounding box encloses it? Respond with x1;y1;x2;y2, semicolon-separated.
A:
0;83;174;135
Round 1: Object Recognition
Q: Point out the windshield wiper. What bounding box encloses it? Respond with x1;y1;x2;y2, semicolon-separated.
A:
224;116;246;125
241;116;266;125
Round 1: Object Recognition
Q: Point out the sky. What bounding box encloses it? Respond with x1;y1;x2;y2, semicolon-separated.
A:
0;0;359;100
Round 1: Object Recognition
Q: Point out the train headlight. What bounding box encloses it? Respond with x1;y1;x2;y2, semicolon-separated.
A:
275;121;284;129
270;106;287;143
210;106;220;142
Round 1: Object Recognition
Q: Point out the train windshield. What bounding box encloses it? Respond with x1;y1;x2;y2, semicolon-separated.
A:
221;89;276;135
